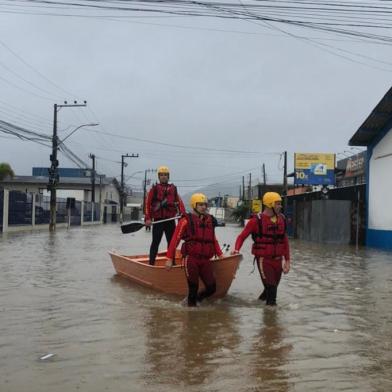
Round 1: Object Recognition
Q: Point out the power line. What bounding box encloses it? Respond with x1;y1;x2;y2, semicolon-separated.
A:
0;73;55;101
82;128;281;154
0;59;65;99
2;0;392;45
0;99;52;127
0;38;79;99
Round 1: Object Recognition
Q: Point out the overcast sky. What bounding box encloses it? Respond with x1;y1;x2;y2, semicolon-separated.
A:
0;1;391;195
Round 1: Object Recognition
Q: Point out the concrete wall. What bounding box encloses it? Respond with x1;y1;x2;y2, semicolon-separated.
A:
2;183;41;193
367;127;392;250
42;189;85;201
368;128;392;231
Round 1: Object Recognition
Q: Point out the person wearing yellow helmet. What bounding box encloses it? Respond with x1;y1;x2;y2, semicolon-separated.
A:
166;193;223;307
262;192;282;209
145;166;186;265
232;191;291;306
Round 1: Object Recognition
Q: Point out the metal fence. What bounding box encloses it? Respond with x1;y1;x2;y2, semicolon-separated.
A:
288;184;366;245
1;190;103;231
8;191;33;226
35;195;50;224
294;199;351;244
71;201;82;226
56;198;67;223
84;201;92;222
93;203;100;222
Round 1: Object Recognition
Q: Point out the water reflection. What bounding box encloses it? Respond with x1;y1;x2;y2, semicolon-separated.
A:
144;305;241;388
247;310;292;392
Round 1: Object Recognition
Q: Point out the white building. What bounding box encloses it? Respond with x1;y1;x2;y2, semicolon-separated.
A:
349;87;392;250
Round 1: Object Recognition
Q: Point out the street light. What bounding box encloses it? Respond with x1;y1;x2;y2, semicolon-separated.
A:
126;170;144;180
59;123;99;145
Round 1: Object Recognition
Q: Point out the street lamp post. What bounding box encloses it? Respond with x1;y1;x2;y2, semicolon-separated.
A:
58;123;99;146
126;170;144;180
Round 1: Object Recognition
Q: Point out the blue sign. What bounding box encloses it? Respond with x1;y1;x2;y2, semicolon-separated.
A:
294;153;336;185
294;168;335;185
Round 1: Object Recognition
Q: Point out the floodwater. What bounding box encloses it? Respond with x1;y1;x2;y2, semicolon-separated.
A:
0;224;391;392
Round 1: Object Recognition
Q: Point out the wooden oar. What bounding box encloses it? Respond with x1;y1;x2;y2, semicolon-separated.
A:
121;216;182;234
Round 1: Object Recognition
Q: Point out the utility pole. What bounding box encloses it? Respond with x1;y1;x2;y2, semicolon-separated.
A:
143;170;148;215
249;173;252;201
262;163;266;186
248;173;252;216
142;168;156;216
242;176;245;201
48;104;58;232
120;153;139;223
283;151;288;212
99;175;103;204
49;100;87;232
89;153;96;203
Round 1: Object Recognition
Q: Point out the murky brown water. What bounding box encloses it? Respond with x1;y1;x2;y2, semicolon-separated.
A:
1;224;392;392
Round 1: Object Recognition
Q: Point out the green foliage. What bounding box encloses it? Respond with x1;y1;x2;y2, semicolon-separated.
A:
0;163;15;182
231;202;250;226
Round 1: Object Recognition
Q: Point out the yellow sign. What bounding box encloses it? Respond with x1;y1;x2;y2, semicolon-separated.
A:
252;199;261;213
295;153;335;170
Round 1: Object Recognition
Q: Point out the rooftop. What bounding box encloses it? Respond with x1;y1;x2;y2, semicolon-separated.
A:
349;86;392;146
1;175;116;186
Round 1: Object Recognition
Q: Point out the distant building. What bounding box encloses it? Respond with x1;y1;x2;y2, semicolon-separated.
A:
0;174;121;205
349;86;392;250
225;196;239;209
32;167;92;178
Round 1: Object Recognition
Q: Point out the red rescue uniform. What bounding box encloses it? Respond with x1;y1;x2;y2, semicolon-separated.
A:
145;183;186;265
234;212;290;305
167;213;223;306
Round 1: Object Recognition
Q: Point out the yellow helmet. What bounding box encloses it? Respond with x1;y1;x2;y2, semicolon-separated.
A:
157;166;170;176
262;192;282;209
190;193;208;209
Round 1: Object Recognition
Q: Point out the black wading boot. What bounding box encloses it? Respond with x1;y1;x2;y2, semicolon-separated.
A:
197;283;216;303
265;285;277;306
188;282;199;307
258;289;267;301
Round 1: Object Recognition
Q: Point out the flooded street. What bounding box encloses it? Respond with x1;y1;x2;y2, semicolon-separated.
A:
1;224;392;392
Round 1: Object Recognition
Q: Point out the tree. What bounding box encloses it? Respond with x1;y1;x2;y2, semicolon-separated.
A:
0;162;15;182
230;202;250;226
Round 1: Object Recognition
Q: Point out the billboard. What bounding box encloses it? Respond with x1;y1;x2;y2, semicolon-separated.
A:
294;153;336;185
345;152;365;178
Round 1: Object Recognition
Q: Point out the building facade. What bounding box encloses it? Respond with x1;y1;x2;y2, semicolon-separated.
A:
349;87;392;250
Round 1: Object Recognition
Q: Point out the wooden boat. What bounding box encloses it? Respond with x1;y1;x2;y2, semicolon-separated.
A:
109;250;242;298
